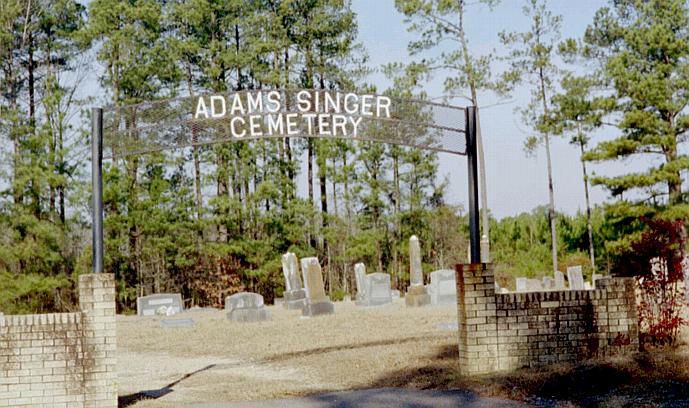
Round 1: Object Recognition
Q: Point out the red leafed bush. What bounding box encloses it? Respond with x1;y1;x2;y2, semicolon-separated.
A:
617;219;688;346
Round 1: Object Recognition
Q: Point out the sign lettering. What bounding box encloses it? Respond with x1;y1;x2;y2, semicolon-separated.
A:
193;90;391;139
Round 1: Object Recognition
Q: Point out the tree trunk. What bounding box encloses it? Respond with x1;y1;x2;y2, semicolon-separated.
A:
28;31;41;218
578;132;595;272
538;68;558;274
393;150;401;288
186;69;203;223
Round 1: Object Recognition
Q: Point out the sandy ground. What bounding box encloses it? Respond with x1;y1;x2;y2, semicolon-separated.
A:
118;300;689;407
118;300;460;407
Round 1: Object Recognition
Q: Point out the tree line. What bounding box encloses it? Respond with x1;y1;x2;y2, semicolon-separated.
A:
1;0;687;313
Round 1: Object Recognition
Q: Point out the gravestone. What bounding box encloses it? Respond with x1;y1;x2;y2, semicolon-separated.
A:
542;276;554;290
281;252;307;310
527;278;543;291
137;293;183;317
405;235;430;307
354;263;368;305
185;306;218;313
225;292;270;322
554;271;566;289
391;290;401;299
300;257;335;317
367;273;393;306
425;283;434;302
515;277;527;292
160;318;195;328
567;265;585;290
429;269;457;305
592;274;611;289
516;277;543;292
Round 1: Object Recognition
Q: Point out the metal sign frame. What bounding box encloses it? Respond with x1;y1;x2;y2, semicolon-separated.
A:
90;95;481;274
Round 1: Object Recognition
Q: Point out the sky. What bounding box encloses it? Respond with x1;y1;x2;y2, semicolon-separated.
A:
350;0;622;219
73;0;642;221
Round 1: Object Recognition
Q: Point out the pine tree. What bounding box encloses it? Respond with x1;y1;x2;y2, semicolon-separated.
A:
582;0;689;235
549;73;606;272
500;0;563;274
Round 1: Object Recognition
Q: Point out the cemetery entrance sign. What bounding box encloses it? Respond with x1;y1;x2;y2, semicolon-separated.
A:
91;89;480;273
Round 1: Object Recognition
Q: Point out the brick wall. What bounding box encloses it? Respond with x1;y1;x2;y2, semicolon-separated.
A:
456;264;639;375
0;274;117;407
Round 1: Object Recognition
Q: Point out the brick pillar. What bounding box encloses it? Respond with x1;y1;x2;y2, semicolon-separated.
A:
596;276;639;355
455;263;498;375
79;274;117;408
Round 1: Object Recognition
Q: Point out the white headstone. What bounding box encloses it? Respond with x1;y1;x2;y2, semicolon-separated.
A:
281;252;302;291
225;292;270;322
406;235;430;307
554;271;565;289
430;269;456;305
137;293;183;317
367;273;392;306
299;257;334;317
567;265;585;290
301;257;328;302
526;278;543;291
225;292;264;310
281;252;307;310
516;277;544;292
409;235;423;286
516;277;527;292
354;263;367;304
542;276;554;290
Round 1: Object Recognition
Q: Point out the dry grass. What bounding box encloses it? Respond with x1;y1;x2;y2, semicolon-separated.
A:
118;301;689;407
118;300;460;407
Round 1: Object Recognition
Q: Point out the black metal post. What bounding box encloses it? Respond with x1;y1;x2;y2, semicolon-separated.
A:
92;107;104;273
466;106;480;263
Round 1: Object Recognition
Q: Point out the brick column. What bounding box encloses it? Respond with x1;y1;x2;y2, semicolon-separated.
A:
455;263;498;375
79;274;117;408
596;277;639;355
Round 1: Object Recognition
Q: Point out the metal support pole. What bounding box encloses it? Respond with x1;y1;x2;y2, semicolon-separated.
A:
92;107;104;273
466;106;480;264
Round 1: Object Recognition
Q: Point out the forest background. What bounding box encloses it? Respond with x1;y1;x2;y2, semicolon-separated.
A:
1;0;687;313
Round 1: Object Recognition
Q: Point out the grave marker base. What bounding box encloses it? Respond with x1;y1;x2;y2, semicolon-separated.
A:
161;318;196;328
405;285;430;307
302;300;334;317
227;308;270;322
283;289;307;310
368;298;392;306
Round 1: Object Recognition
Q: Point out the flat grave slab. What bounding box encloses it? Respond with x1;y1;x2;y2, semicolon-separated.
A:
160;318;195;328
